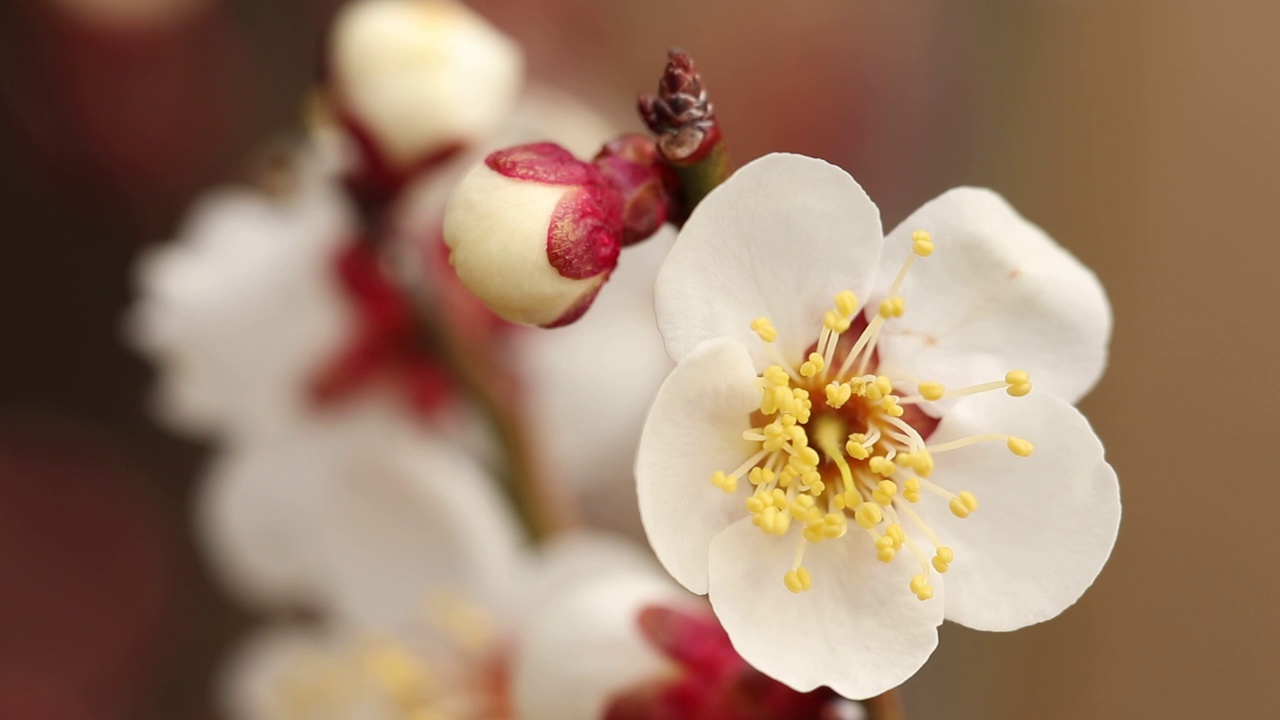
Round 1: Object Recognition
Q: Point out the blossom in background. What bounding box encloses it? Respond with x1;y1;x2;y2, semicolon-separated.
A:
637;153;1120;698
218;432;524;720
329;0;524;182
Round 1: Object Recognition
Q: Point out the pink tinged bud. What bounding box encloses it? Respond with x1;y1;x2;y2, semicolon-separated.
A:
443;143;624;327
595;134;674;246
329;0;524;171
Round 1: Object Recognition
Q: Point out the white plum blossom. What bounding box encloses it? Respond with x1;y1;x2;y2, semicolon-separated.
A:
216;440;670;720
636;153;1120;699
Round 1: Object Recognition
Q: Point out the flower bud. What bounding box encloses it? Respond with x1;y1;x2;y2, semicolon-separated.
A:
443;143;624;327
594;134;673;246
329;0;523;171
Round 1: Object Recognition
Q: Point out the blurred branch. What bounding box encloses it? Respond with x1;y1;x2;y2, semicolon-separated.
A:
863;689;907;720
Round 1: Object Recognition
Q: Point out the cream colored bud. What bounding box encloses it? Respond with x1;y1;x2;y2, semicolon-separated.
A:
443;145;624;326
330;0;524;168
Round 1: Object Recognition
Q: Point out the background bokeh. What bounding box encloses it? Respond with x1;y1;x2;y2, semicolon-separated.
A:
1;0;1275;718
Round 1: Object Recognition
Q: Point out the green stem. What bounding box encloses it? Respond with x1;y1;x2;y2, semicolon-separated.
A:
672;141;731;216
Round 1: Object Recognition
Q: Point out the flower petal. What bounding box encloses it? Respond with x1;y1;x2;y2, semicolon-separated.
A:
315;424;527;628
655;153;883;367
218;626;324;720
512;568;687;720
914;391;1120;631
195;421;359;609
636;338;761;594
874;188;1111;403
127;167;352;440
708;519;943;700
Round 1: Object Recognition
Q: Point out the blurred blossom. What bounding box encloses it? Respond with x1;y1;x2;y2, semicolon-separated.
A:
217;434;523;719
129;146;360;441
213;438;658;720
329;0;524;189
638;154;1119;698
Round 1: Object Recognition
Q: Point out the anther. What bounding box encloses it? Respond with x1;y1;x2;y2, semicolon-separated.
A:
917;381;945;401
878;296;905;319
854;502;883;529
869;456;897;477
911;230;935;257
751;317;778;343
872;480;898;506
784;567;813;594
1006;437;1035;457
932;546;955;573
825;382;853;408
909;574;934;601
1005;369;1032;397
835;290;860;317
710;471;737;493
800;352;826;377
948;491;979;518
903;477;921;503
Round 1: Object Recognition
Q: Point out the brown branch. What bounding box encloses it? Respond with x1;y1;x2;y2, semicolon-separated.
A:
863;689;908;720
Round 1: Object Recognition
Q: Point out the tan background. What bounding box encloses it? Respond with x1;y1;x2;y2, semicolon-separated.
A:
0;1;1275;718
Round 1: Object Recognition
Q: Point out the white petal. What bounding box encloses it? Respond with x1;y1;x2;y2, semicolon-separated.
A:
874;188;1111;404
708;520;942;700
219;626;326;720
316;424;528;628
127;162;353;440
522;531;667;605
512;569;687;720
524;228;675;493
636;338;761;594
656;153;883;367
195;420;362;609
914;391;1119;631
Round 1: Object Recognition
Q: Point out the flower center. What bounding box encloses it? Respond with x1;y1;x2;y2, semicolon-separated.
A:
709;231;1036;600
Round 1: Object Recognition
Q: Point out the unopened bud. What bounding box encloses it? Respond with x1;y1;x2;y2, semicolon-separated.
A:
329;0;523;170
443;143;624;327
594;134;673;245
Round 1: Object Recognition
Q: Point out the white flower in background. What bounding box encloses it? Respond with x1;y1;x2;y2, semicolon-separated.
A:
637;153;1120;698
218;431;525;720
511;549;691;720
196;409;519;612
330;0;524;171
128;149;356;441
520;226;674;502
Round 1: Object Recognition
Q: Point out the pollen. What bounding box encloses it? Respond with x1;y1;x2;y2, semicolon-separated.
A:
911;230;935;257
878;296;905;318
751;317;778;343
711;230;1038;599
917;381;946;401
1007;436;1035;457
